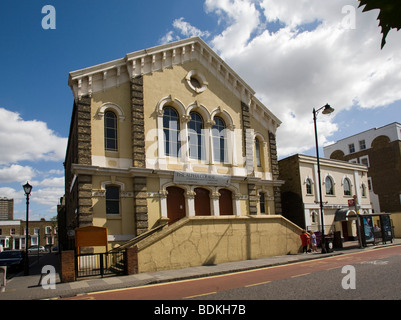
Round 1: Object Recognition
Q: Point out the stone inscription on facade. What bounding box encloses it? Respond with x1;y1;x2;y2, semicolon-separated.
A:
173;171;231;187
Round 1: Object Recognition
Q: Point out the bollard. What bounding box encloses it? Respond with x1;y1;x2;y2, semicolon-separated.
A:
0;266;6;292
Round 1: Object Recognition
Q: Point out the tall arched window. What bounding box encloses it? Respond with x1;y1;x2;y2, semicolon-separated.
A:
104;111;118;151
163;107;180;157
255;138;262;168
188;112;205;160
325;176;334;195
343;178;351;196
212;117;227;163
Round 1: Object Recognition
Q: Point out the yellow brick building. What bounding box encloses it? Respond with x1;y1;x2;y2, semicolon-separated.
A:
61;38;302;270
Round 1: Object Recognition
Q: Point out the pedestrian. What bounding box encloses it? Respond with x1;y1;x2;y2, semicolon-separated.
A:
310;231;318;253
300;230;310;254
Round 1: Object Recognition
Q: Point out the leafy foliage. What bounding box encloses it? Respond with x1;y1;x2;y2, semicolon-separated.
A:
358;0;401;48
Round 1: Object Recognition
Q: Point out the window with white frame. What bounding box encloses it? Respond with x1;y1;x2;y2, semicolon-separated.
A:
31;236;38;246
46;236;54;245
325;176;334;195
359;140;366;150
212;117;227;163
306;178;313;195
163;106;181;157
104;111;118;152
343;178;352;196
311;211;318;224
255;137;262;168
188;112;205;160
348;143;355;154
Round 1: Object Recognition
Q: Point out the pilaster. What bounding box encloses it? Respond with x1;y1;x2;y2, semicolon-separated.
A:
269;132;282;215
131;76;146;168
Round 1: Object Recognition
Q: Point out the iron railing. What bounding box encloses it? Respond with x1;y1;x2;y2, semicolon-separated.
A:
75;249;126;278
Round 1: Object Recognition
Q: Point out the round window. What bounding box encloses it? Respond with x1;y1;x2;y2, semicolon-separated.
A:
186;70;208;93
190;76;202;89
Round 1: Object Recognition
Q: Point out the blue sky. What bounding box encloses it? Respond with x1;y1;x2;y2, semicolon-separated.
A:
1;0;400;221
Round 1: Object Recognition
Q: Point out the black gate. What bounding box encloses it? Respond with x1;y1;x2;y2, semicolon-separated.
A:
75;250;126;278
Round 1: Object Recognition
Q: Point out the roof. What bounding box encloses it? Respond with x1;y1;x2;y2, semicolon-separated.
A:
279;153;369;172
68;37;281;130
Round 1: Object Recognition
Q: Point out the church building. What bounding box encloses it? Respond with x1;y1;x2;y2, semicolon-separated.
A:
63;37;286;252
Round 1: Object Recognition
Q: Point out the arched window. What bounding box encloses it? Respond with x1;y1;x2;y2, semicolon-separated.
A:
306;178;313;195
325;176;334;195
163;107;180;157
188;112;205;160
255;138;262;168
343;178;351;196
212;117;227;163
104;111;118;151
311;211;318;223
106;185;120;215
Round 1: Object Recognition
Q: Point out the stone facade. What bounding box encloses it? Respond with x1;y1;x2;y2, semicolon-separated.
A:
61;37;284;254
279;154;372;236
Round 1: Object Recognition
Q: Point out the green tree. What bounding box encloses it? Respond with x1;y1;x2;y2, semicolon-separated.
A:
358;0;401;48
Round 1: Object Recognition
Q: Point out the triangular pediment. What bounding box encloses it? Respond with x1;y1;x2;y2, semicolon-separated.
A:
68;37;281;130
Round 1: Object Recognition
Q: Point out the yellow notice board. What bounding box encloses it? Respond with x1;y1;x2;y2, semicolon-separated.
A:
75;226;108;254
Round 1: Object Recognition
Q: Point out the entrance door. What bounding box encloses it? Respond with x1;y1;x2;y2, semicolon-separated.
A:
167;187;186;224
194;187;211;216
219;189;233;215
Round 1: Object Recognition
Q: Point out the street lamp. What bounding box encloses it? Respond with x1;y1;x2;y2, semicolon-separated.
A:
313;104;334;253
23;181;32;276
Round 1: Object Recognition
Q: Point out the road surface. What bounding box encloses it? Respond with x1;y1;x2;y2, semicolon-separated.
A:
62;244;401;300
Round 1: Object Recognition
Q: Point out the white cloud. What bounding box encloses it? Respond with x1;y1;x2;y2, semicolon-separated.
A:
0;164;36;183
0;187;23;201
38;177;64;187
203;0;401;158
160;18;210;44
173;17;211;38
205;0;261;57
0;108;67;165
32;187;64;213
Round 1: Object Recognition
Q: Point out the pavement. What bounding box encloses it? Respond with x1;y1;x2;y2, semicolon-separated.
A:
1;239;400;300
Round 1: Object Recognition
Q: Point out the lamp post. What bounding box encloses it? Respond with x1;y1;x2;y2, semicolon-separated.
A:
23;182;32;276
313;104;334;253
